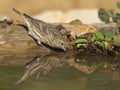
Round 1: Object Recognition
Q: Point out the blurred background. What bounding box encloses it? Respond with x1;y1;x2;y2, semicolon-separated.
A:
0;0;119;23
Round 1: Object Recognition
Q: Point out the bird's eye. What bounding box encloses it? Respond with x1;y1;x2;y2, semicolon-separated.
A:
60;40;64;45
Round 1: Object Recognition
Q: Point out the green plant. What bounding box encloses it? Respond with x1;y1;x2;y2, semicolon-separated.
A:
75;31;116;52
91;31;115;51
75;38;88;48
117;2;120;9
98;1;120;23
98;8;112;23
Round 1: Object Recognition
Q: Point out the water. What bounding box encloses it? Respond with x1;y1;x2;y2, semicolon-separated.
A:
0;52;120;90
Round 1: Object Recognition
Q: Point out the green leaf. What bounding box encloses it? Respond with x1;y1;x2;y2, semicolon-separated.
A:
91;36;95;42
112;13;120;23
104;41;109;49
98;8;110;22
95;41;103;47
117;2;120;9
75;39;88;44
76;44;87;48
105;31;116;38
104;37;111;42
94;32;104;40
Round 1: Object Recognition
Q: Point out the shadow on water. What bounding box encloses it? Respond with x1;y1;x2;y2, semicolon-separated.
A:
1;51;120;90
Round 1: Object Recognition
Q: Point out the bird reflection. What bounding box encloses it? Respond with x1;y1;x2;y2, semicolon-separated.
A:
15;52;120;85
15;52;70;85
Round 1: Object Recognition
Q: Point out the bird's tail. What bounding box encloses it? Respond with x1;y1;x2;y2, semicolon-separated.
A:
12;8;35;25
13;8;34;19
12;8;24;17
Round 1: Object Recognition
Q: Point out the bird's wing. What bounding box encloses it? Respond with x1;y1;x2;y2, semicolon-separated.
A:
13;8;40;29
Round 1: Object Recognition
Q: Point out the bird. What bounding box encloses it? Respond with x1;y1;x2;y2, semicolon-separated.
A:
12;8;68;51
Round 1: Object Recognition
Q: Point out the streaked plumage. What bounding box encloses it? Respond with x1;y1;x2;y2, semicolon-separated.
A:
12;8;68;51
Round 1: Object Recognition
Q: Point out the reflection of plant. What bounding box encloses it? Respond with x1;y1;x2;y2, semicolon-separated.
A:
75;31;116;52
75;57;120;70
98;2;120;23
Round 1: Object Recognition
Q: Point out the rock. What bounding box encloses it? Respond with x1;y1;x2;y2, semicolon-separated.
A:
0;14;13;24
93;22;119;34
61;19;98;40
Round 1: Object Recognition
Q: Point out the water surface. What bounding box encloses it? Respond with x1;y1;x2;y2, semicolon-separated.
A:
0;52;120;90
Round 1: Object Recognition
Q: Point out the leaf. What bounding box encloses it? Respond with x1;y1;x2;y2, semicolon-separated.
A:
105;31;116;38
104;41;109;49
98;8;110;22
94;32;104;40
117;2;120;9
104;37;111;42
90;36;96;42
95;41;103;47
112;13;120;23
76;44;87;48
75;39;88;44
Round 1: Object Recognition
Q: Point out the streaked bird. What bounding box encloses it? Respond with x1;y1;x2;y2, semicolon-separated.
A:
12;8;68;51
